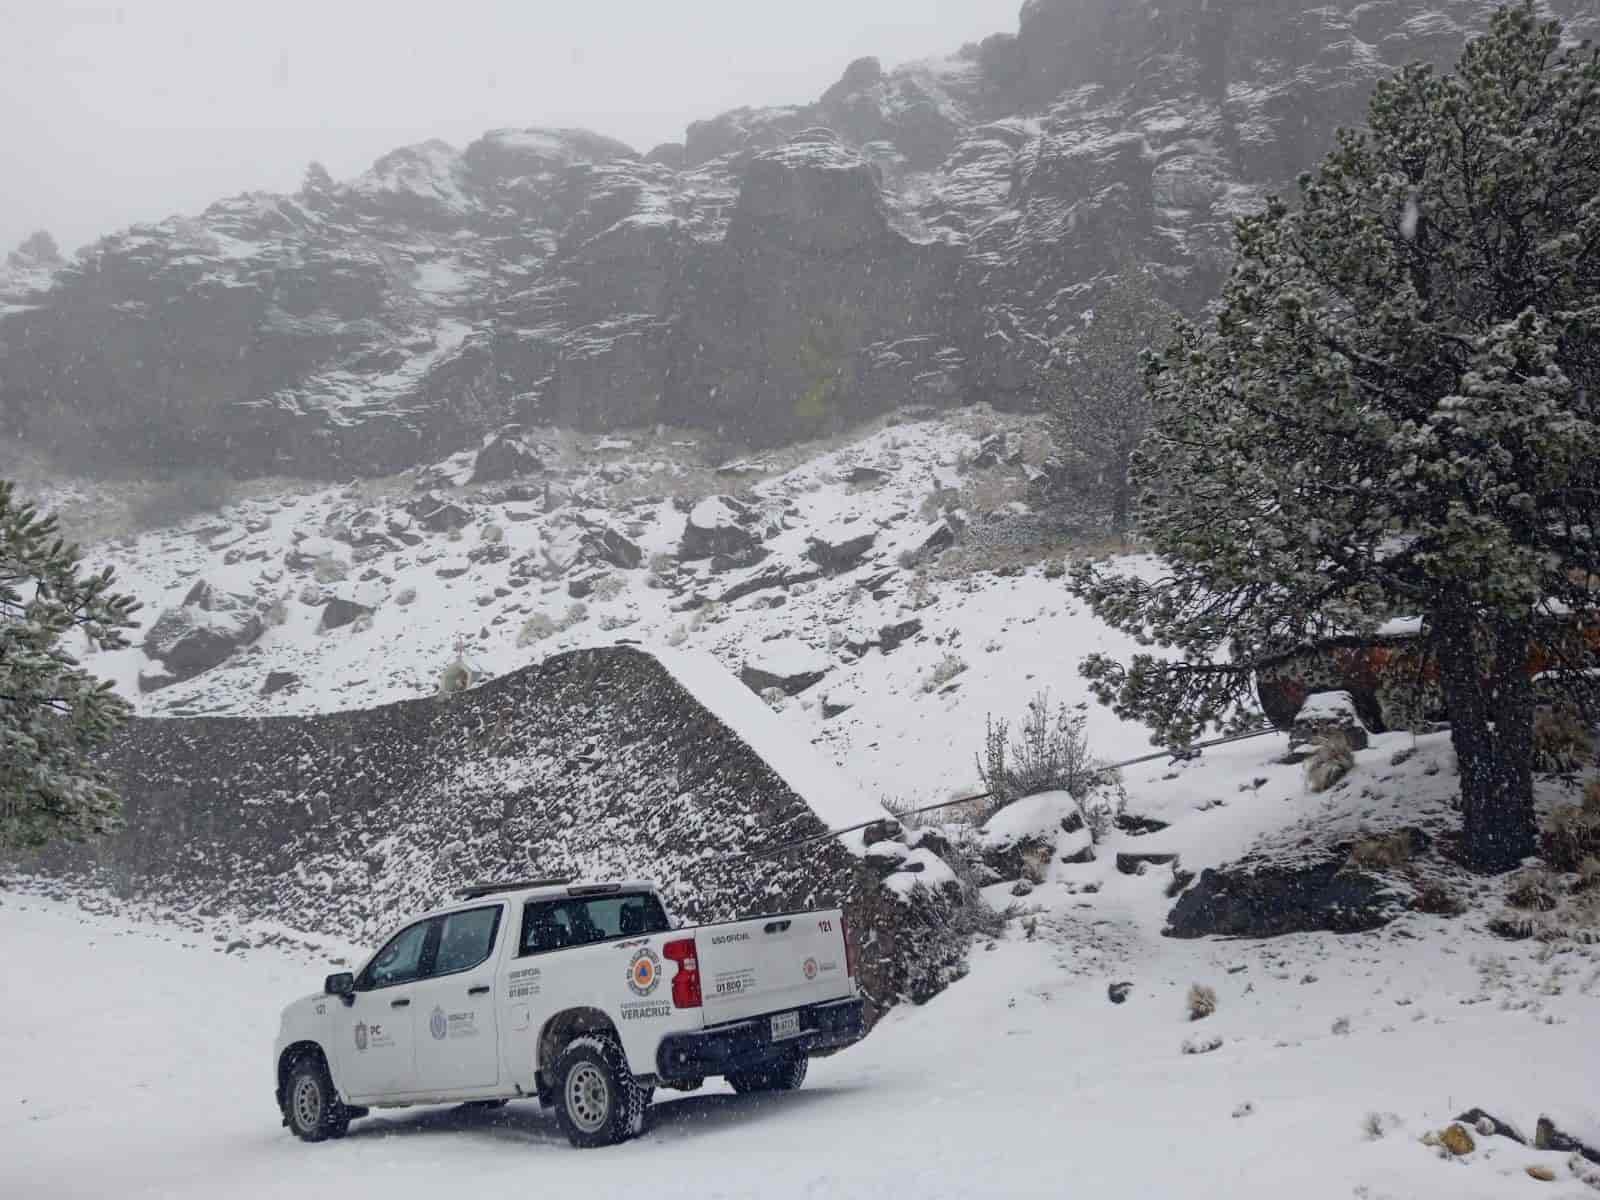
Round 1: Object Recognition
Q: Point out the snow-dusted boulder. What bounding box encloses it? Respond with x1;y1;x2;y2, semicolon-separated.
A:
404;493;472;533
284;535;346;573
141;581;263;690
806;519;878;572
1292;689;1369;750
978;791;1076;881
740;638;831;696
679;495;760;562
580;522;643;570
470;433;541;484
318;582;384;632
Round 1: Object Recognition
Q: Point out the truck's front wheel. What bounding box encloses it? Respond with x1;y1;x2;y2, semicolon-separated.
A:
728;1052;807;1095
283;1055;351;1143
552;1036;645;1149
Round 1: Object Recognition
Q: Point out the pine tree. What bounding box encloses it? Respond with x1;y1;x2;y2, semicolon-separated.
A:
0;482;140;850
1068;2;1600;873
1042;266;1178;534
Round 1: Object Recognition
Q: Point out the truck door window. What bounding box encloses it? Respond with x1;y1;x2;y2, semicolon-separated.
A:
358;918;434;990
430;906;503;977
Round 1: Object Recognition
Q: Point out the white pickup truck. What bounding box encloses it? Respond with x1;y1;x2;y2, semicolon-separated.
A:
273;879;865;1148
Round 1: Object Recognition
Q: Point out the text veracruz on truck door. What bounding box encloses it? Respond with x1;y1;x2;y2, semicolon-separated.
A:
628;947;662;997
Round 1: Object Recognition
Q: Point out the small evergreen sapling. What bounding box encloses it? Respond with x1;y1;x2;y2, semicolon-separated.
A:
0;481;140;849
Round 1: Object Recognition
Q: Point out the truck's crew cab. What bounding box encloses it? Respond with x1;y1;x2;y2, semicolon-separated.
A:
273;880;865;1148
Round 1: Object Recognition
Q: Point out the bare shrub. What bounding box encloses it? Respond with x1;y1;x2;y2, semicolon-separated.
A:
480;522;505;545
1020;844;1051;885
665;624;688;647
1306;730;1354;792
312;555;349;583
1412;881;1465;916
1362;1112;1402;1140
1532;704;1592;772
1506;867;1562;912
902;573;936;611
960;473;1030;518
263;596;289;627
516;613;557;646
395;587;417;607
919;487;960;525
588;574;626;602
921;653;968;693
1543;801;1600;871
1348;830;1414;871
977;691;1125;839
1187;983;1217;1021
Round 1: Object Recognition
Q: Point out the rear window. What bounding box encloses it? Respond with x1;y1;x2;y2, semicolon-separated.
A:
519;893;670;955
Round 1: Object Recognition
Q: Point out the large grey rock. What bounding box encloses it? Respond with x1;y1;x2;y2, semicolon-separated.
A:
740;639;831;696
470;434;541;483
1165;859;1405;939
806;520;878;572
679;496;760;562
141;581;263;686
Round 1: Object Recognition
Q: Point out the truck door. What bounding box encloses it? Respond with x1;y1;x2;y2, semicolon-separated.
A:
336;916;432;1100
409;904;504;1093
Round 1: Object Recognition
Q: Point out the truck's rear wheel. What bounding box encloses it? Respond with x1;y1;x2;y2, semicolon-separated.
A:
552;1035;645;1148
727;1052;807;1095
283;1055;351;1142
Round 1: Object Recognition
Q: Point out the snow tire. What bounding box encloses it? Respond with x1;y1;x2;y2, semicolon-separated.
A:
552;1034;645;1149
283;1053;351;1143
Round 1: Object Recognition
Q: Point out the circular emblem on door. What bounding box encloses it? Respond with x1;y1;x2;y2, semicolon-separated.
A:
429;1005;448;1040
628;948;662;996
354;1021;369;1052
803;957;818;981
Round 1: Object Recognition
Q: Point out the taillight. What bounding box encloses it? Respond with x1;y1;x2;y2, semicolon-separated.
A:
841;914;858;978
663;937;702;1008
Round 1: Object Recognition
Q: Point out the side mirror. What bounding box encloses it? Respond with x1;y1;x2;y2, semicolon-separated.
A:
324;971;356;1004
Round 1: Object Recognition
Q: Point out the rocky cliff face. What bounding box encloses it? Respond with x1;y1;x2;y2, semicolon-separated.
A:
3;0;1593;478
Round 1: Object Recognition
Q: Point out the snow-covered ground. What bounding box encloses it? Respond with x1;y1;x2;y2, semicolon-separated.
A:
6;783;1597;1200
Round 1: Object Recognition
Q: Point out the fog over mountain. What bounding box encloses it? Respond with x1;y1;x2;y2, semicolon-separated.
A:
2;0;1009;253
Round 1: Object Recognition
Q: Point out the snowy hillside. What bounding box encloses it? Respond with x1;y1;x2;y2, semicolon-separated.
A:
57;408;1150;812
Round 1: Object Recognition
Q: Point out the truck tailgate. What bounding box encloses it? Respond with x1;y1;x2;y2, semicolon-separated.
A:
693;909;854;1025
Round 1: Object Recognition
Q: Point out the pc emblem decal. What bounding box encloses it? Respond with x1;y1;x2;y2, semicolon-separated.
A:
628;947;662;996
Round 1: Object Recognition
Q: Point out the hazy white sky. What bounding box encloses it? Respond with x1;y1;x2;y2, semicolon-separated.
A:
2;0;1020;254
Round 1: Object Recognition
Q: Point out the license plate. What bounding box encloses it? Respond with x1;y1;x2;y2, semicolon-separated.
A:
770;1011;801;1041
